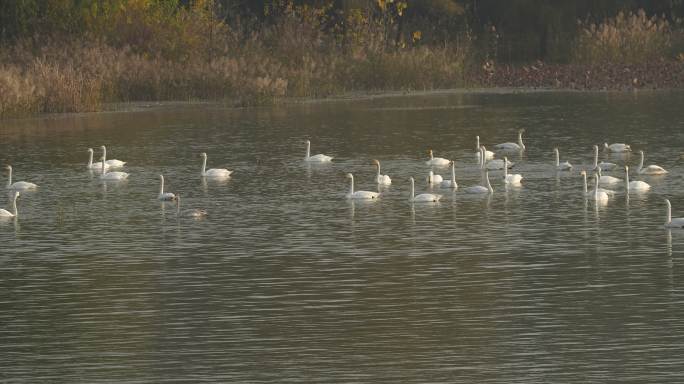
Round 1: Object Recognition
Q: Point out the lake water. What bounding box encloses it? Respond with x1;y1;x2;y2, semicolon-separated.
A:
2;90;684;382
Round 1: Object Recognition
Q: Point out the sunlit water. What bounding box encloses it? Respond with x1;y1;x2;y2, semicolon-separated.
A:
2;90;684;382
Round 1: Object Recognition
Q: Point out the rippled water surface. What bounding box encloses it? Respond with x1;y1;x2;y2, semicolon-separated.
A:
3;91;684;382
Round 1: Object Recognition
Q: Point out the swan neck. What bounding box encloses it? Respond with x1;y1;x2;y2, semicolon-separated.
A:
638;152;644;171
582;173;588;194
667;200;672;223
451;163;456;180
625;167;630;186
475;136;480;151
486;173;493;192
504;159;508;177
518;132;525;149
410;178;415;200
102;147;107;162
202;156;207;175
101;159;106;175
88;151;93;166
6;167;11;187
593;146;598;168
306;142;310;159
376;163;381;178
12;193;18;217
349;175;354;195
555;150;559;166
160;176;164;195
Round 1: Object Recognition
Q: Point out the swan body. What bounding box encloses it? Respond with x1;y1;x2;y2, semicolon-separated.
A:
440;161;458;189
305;140;333;162
637;150;667;175
494;129;525;151
87;148;108;170
176;194;207;218
604;142;631;153
464;171;493;194
158;175;177;201
99;157;129;180
503;157;523;185
475;136;495;161
596;168;621;185
6;166;38;190
409;177;441;202
373;160;391;185
425;149;450;166
100;146;126;168
427;170;443;185
554;148;572;171
664;199;684;228
466;154;494;194
201;153;232;178
481;146;512;169
593;145;617;171
580;170;614;197
346;173;379;200
625;166;650;192
0;191;19;218
592;173;609;202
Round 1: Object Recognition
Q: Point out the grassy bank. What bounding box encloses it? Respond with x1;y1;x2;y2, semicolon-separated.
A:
1;3;683;119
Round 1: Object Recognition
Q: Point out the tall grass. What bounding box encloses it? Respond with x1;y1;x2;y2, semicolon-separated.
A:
0;1;473;118
573;10;679;64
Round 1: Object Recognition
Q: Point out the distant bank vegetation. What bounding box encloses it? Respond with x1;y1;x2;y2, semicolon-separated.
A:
1;0;684;118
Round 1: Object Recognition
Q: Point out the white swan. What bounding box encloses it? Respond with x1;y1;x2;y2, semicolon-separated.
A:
482;146;513;169
503;157;522;185
664;199;684;228
176;194;207;218
554;148;572;171
475;136;495;161
99;157;129;181
604;142;631;152
593;145;617;171
592;173;609;202
158;175;177;201
6;165;38;190
580;170;615;197
100;146;126;168
0;191;19;218
373;160;391;185
427;170;444;185
597;167;621;186
346;173;379;200
425;149;450;166
201;153;232;178
304;140;333;162
465;169;494;194
409;176;441;202
637;150;667;175
494;129;525;151
625;166;650;192
87;148;107;170
440;161;458;189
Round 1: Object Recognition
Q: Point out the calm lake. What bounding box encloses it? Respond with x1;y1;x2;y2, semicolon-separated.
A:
2;90;684;382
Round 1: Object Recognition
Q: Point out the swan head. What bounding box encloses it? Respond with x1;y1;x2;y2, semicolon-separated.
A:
88;148;93;153
428;149;433;156
554;147;559;153
306;139;311;145
625;165;629;173
100;145;106;150
639;150;644;155
518;129;525;134
603;142;609;149
5;165;10;171
346;173;353;179
373;159;380;166
200;152;207;158
580;170;587;176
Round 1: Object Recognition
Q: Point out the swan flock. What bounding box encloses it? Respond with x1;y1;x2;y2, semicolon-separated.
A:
1;135;681;229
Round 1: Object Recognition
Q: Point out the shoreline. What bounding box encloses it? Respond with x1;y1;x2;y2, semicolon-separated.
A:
5;83;684;122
